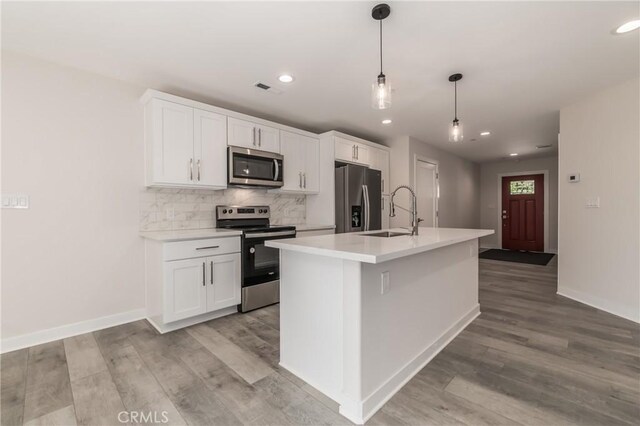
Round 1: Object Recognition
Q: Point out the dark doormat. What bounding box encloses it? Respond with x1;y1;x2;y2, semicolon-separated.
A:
480;249;555;265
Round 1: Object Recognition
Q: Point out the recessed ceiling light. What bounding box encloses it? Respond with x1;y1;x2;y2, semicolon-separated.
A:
616;19;640;34
480;131;491;136
382;119;392;124
509;153;519;157
278;74;294;83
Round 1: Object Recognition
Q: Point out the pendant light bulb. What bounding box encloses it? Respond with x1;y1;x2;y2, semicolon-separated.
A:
373;73;392;109
449;119;464;143
448;73;464;142
371;4;391;110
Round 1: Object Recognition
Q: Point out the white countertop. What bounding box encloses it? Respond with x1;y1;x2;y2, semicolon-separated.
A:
139;228;242;242
266;227;494;264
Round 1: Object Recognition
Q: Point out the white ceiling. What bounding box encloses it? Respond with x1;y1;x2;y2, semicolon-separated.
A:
2;1;639;162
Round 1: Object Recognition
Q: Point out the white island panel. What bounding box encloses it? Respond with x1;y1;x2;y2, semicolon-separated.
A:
273;228;493;424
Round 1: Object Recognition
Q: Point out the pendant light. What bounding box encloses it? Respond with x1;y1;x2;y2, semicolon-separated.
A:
448;73;464;142
371;4;391;109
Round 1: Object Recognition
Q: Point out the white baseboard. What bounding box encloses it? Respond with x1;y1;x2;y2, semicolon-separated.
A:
1;308;146;354
341;304;481;424
557;288;639;324
146;306;238;334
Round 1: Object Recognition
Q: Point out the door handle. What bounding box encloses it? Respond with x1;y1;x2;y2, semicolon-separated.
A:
202;262;206;286
274;159;280;181
210;261;213;285
362;184;370;231
258;128;262;146
197;159;201;181
252;127;256;146
303;173;306;188
196;245;220;250
352;145;356;159
190;158;193;181
299;172;302;188
356;145;359;160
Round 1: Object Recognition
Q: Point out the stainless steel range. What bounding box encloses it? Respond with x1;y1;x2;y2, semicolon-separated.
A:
216;205;295;312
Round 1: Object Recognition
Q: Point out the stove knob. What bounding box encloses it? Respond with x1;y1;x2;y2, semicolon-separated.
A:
258;209;263;213
228;209;233;214
222;209;227;214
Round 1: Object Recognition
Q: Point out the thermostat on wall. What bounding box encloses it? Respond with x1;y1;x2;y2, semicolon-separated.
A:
568;173;580;183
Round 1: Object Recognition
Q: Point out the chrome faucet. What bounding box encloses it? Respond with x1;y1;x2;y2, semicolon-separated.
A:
389;185;421;236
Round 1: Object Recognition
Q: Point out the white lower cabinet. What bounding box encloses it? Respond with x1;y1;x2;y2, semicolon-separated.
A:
145;236;241;332
163;253;240;323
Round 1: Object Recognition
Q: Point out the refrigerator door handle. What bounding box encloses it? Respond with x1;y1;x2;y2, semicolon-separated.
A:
363;184;370;231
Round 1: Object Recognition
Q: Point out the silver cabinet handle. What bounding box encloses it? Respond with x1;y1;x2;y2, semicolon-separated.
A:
258;128;262;146
299;171;302;188
202;262;206;286
190;158;193;181
197;159;201;181
196;245;220;250
352;145;356;159
356;145;359;160
303;173;306;188
382;178;385;191
252;127;256;146
210;261;213;285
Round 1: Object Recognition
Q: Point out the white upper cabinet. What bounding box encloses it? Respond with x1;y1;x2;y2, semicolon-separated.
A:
334;136;369;165
147;99;194;186
279;131;319;193
370;147;390;194
228;117;280;153
194;109;227;188
145;98;227;189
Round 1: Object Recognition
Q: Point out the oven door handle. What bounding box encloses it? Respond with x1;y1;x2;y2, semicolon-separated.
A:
245;230;296;239
273;159;280;182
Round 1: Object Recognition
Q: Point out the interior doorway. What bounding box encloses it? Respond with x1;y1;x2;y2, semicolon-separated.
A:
414;157;439;227
501;173;544;251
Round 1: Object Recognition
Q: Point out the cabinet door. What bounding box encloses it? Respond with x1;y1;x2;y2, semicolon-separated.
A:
164;258;207;323
335;137;355;162
149;99;194;185
280;131;306;191
381;195;390;229
194;109;227;189
304;136;320;193
354;143;370;165
228;117;257;149
255;124;280;153
370;148;390;194
206;253;241;312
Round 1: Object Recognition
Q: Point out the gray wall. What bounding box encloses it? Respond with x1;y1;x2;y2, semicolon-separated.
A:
558;77;639;322
479;156;558;251
388;136;480;230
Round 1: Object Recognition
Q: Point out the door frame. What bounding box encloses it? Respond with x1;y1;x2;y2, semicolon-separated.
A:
497;170;549;252
413;155;439;227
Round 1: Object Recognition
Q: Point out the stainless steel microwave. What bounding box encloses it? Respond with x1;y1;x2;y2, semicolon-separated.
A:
228;146;284;188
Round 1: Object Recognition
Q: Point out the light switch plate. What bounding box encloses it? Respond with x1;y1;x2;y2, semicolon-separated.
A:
2;194;29;209
586;196;600;208
381;271;390;295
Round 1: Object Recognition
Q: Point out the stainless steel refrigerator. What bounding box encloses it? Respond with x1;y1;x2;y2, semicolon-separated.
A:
335;164;382;234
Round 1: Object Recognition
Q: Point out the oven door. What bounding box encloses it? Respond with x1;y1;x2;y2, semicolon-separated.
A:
242;229;295;286
229;146;284;187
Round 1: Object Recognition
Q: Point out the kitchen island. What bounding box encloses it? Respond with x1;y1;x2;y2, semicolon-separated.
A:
266;227;494;424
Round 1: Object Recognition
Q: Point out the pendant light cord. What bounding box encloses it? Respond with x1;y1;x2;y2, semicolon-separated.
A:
454;81;458;121
379;19;383;75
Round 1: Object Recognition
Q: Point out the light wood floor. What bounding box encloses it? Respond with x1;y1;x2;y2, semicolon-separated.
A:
2;257;639;425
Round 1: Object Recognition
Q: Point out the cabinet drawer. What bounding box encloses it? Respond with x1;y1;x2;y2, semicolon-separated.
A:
164;237;240;261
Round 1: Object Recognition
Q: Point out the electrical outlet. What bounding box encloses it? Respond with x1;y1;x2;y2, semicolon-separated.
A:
381;271;390;295
2;194;29;209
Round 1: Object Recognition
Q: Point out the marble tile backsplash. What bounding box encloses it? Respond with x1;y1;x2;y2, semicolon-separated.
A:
140;187;306;231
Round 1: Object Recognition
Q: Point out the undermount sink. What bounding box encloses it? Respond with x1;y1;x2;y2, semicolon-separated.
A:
362;231;411;238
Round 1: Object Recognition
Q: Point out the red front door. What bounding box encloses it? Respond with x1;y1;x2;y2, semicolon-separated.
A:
502;174;544;251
